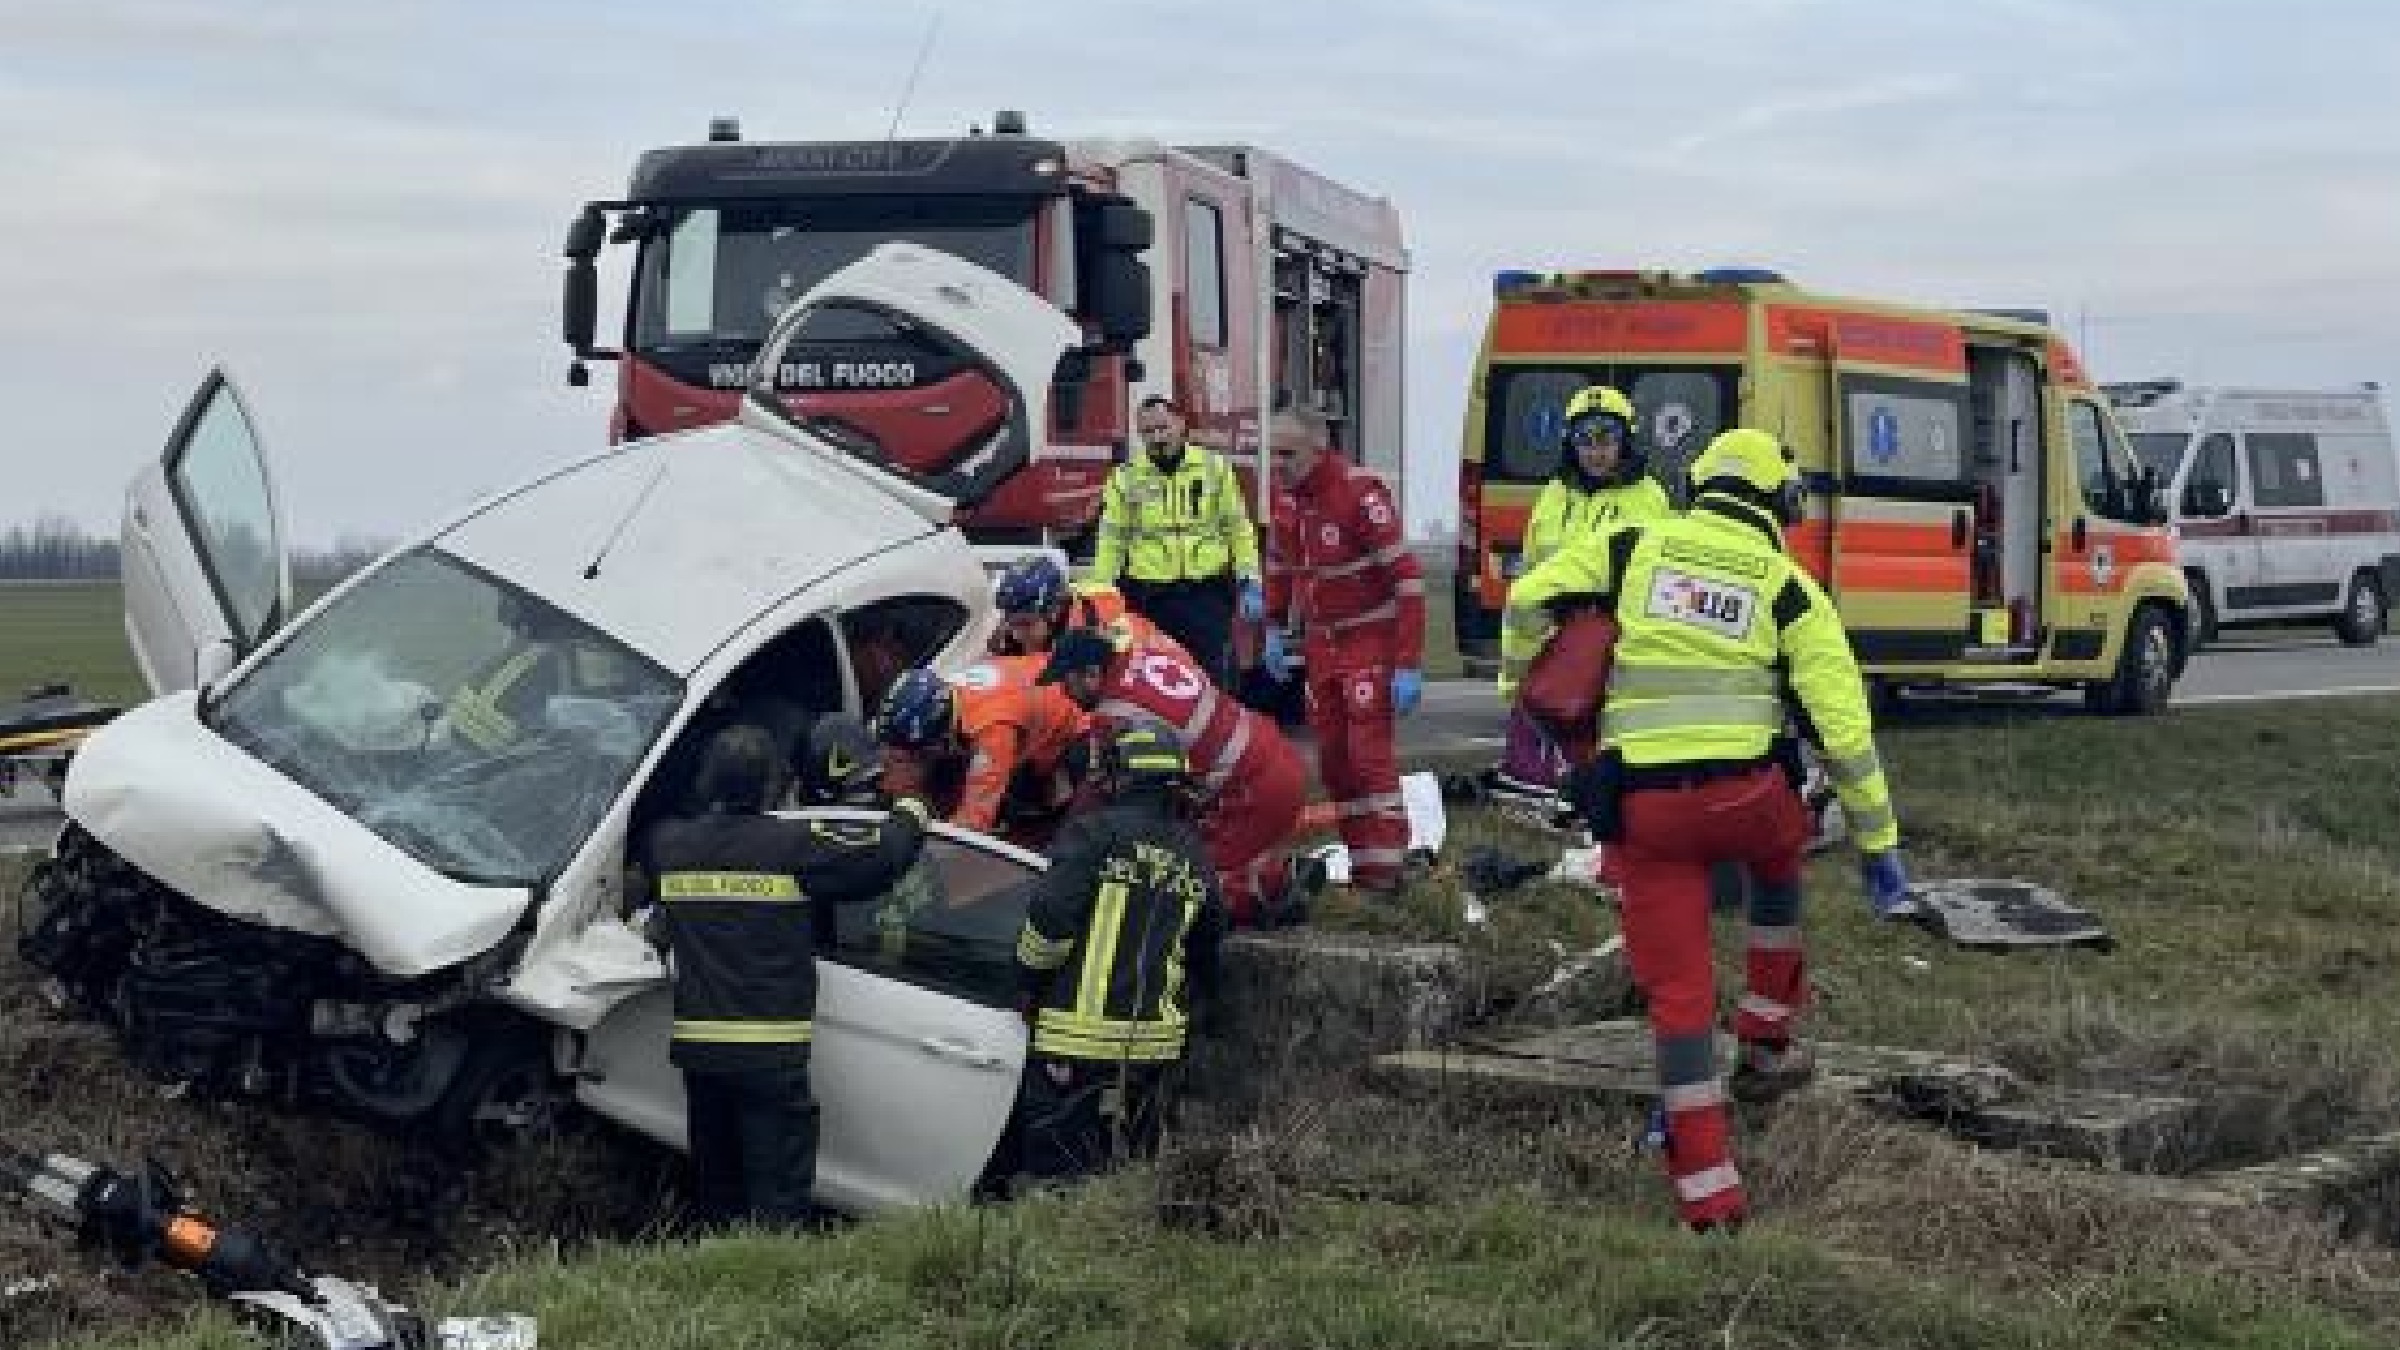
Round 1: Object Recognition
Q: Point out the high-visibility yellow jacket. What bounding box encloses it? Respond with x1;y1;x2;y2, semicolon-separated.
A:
1500;493;1899;852
1522;474;1673;574
1091;445;1262;586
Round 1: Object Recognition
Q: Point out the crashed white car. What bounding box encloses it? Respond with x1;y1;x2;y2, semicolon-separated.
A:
24;245;1078;1214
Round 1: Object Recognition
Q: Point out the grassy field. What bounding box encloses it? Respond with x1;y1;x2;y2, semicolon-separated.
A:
0;582;147;708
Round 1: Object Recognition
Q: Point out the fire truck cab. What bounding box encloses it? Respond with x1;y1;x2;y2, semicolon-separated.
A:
1457;268;2191;714
561;113;1408;555
2108;380;2398;647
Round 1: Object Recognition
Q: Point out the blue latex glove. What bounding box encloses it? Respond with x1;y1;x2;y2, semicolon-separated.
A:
1261;627;1295;682
1860;850;1916;920
1391;667;1424;717
1236;577;1266;624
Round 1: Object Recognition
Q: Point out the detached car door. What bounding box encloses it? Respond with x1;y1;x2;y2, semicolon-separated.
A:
121;369;294;696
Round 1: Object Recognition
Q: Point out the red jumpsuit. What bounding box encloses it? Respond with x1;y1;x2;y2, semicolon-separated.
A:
884;655;1088;846
1086;642;1305;926
1275;456;1426;891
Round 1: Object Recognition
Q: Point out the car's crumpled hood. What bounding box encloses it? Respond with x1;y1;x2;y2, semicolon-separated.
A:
63;693;531;977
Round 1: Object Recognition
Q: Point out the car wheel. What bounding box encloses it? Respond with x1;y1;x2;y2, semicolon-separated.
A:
321;1027;473;1123
426;1021;569;1155
2084;605;2176;716
2333;572;2385;647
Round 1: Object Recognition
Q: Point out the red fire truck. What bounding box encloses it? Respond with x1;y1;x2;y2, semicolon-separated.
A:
561;112;1409;551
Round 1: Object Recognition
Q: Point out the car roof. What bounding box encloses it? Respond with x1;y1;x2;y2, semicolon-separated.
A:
434;418;941;673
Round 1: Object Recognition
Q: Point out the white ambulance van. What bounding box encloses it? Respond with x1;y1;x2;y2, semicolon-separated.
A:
2108;380;2400;646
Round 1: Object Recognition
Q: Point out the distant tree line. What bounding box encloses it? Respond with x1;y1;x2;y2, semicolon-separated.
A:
0;515;390;585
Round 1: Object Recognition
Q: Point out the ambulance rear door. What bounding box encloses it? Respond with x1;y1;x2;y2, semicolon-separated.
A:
1823;324;1975;667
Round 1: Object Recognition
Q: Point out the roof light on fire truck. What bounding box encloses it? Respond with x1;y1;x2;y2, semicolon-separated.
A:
1493;270;1543;297
1694;266;1786;285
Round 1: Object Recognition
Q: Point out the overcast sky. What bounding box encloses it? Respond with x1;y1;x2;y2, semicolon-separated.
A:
5;0;2396;544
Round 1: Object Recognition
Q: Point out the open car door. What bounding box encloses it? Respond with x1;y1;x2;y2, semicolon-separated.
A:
575;813;1040;1215
121;369;293;695
739;241;1085;515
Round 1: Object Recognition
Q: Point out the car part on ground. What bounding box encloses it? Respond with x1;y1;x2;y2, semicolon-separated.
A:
1;1138;426;1349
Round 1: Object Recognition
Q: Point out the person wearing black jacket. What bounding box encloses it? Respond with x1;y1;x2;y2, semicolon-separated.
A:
644;721;928;1229
1012;719;1226;1182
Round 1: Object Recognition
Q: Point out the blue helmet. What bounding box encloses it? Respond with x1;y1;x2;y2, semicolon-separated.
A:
873;667;957;750
994;555;1071;618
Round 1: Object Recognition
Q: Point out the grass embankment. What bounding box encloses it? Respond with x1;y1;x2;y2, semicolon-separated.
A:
15;697;2400;1347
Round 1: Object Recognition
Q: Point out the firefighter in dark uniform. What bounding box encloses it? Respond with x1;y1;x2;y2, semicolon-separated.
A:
643;721;929;1228
1011;719;1226;1182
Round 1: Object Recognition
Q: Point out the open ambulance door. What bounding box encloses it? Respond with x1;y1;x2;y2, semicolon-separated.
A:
1825;348;1974;668
121;369;294;697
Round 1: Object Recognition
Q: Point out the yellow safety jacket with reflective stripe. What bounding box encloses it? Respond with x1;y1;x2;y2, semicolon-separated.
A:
1523;475;1673;574
1091;445;1262;586
1502;494;1900;851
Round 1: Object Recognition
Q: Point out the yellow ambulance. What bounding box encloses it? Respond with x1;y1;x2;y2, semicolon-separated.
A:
1455;267;2191;713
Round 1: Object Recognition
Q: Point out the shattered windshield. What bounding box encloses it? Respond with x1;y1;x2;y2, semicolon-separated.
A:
210;549;682;885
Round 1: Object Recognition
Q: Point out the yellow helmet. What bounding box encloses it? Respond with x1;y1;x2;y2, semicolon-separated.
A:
1687;427;1803;524
1563;384;1636;427
1559;385;1645;485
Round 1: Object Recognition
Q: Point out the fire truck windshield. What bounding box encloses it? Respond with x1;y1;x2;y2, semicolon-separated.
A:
631;197;1039;353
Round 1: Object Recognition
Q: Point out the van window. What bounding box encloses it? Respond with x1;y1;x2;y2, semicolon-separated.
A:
2247;432;2325;509
1485;366;1738;488
826;830;1039;1010
2182;434;2237;518
1843;380;1968;490
1184;198;1226;348
2068;402;2115;516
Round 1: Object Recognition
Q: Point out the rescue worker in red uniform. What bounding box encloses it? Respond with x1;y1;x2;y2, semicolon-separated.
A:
1508;427;1911;1232
1038;626;1307;928
872;658;1089;848
988;555;1191;667
1263;408;1427;895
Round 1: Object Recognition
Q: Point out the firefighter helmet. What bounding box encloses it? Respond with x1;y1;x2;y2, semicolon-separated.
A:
872;667;956;750
1688;427;1804;525
993;555;1071;619
1096;717;1191;794
1561;385;1644;486
796;713;883;805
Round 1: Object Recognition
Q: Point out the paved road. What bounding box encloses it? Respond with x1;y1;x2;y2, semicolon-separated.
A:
10;632;2400;856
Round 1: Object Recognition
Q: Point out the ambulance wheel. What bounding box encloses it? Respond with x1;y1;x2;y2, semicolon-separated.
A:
2334;572;2386;647
2085;605;2176;716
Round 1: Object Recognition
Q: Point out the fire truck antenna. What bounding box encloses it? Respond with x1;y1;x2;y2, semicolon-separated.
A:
885;11;944;141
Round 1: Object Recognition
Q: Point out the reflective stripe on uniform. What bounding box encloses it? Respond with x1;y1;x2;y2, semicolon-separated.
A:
658;872;803;901
673;1018;813;1043
1825;746;1885;787
1607;666;1780;698
1600;694;1783;740
1675;1162;1742;1202
1736;993;1793;1026
1202;709;1252;793
1017;923;1075;970
1663;1080;1727;1111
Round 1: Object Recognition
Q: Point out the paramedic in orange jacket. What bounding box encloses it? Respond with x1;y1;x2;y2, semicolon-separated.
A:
1262;407;1426;895
871;658;1089;848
